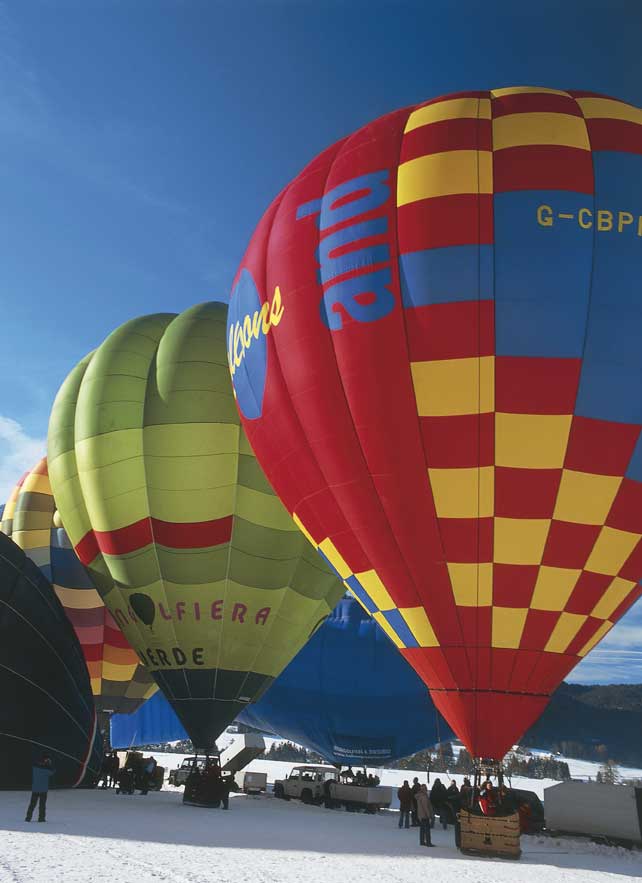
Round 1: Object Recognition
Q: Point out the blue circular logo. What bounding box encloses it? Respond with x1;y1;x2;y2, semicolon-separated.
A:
227;269;268;420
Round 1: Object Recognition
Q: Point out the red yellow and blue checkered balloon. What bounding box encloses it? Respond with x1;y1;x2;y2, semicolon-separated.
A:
228;87;642;760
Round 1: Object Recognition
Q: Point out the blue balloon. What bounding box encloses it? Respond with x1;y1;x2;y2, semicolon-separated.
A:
111;596;451;763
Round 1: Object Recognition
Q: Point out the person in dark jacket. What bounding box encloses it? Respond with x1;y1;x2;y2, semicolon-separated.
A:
459;777;473;808
429;778;447;813
25;755;55;822
410;777;421;827
415;784;435;847
397;780;413;829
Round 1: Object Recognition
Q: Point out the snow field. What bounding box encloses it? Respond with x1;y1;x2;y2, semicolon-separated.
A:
1;786;641;883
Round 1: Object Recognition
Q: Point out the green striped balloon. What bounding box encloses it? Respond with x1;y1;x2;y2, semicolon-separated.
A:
48;302;344;748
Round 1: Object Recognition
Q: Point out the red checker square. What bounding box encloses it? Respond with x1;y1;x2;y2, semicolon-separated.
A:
527;652;577;693
457;606;492;649
520;609;560;651
607;479;642;534
495;356;581;414
505;648;540;692
405;300;494;362
542;520;601;568
439;517;493;563
420;413;494;468
566;616;604;657
587;119;642;156
492;93;583;118
565;572;612;615
493;146;594;194
492;564;539;607
495;467;561;519
610;584;642;622
489;647;517;692
400;118;491;164
617;538;642;582
564;416;640;475
397;194;494;253
468;644;492;690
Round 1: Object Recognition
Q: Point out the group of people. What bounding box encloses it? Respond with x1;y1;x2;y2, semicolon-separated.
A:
115;754;158;795
99;751;120;788
397;779;435;846
340;766;380;787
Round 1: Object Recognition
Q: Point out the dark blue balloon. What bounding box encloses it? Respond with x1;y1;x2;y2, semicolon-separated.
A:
111;596;451;763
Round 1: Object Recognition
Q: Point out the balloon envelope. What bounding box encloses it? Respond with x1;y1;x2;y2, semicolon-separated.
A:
228;87;642;759
111;595;451;763
48;302;344;749
2;459;157;714
0;532;102;788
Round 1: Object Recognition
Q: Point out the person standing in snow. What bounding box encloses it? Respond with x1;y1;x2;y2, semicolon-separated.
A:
415;784;435;847
25;754;55;823
410;777;421;827
397;780;413;829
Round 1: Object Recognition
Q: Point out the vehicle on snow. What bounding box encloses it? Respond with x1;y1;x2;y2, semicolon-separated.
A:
273;764;392;813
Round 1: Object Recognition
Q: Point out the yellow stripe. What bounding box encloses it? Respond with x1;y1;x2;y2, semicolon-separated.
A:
591;577;635;620
493;112;590;151
530;566;581;611
13;529;50;550
544;612;587;653
20;472;52;496
355;569;395;610
492;607;528;649
447;562;492;606
429;466;493;518
412;356;494;417
373;612;405;648
491;86;571;98
578;621;613;657
397;150;492;206
576;97;642;126
400;607;439;647
54;585;101;610
318;538;352;580
404;98;491;132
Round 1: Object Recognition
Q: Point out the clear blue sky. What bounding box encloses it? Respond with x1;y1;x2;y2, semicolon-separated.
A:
1;0;641;682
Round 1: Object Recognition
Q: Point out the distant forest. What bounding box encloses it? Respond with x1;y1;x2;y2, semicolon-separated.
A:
521;682;642;767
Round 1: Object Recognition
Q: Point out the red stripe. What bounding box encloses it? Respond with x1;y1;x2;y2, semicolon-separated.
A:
75;514;234;564
400;119;491;163
587;118;642;155
493;146;594;194
405;301;494;361
398;194;494;251
492;93;582;118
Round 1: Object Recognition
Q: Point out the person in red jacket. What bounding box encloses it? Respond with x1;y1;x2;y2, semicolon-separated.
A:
397;780;413;829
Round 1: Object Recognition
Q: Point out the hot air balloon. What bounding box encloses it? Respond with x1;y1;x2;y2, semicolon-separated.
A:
1;459;157;715
48;302;345;749
227;87;642;764
0;531;102;788
111;594;452;763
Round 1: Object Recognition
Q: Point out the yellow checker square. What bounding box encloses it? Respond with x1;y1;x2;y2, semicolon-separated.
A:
492;606;528;649
412;357;494;417
578;621;613;657
447;562;492;606
495;413;572;469
397;150;493;206
428;467;493;519
318;538;352;580
492;112;591;152
354;569;395;611
576;97;642;126
400;607;439;647
544;612;587;654
404;98;491;132
494;517;550;565
531;566;581;611
553;470;622;526
491;86;571;98
591;576;636;620
585;526;641;576
373;612;405;649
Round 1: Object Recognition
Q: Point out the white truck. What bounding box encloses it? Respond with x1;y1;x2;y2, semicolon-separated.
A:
273;764;392;813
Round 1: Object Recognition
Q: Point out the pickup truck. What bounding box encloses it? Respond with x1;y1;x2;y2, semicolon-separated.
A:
274;764;392;813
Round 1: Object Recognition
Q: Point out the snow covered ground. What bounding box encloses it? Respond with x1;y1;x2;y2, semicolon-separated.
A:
1;785;641;883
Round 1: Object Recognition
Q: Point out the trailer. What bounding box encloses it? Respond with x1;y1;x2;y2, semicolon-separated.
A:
235;771;268;794
545;781;642;846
